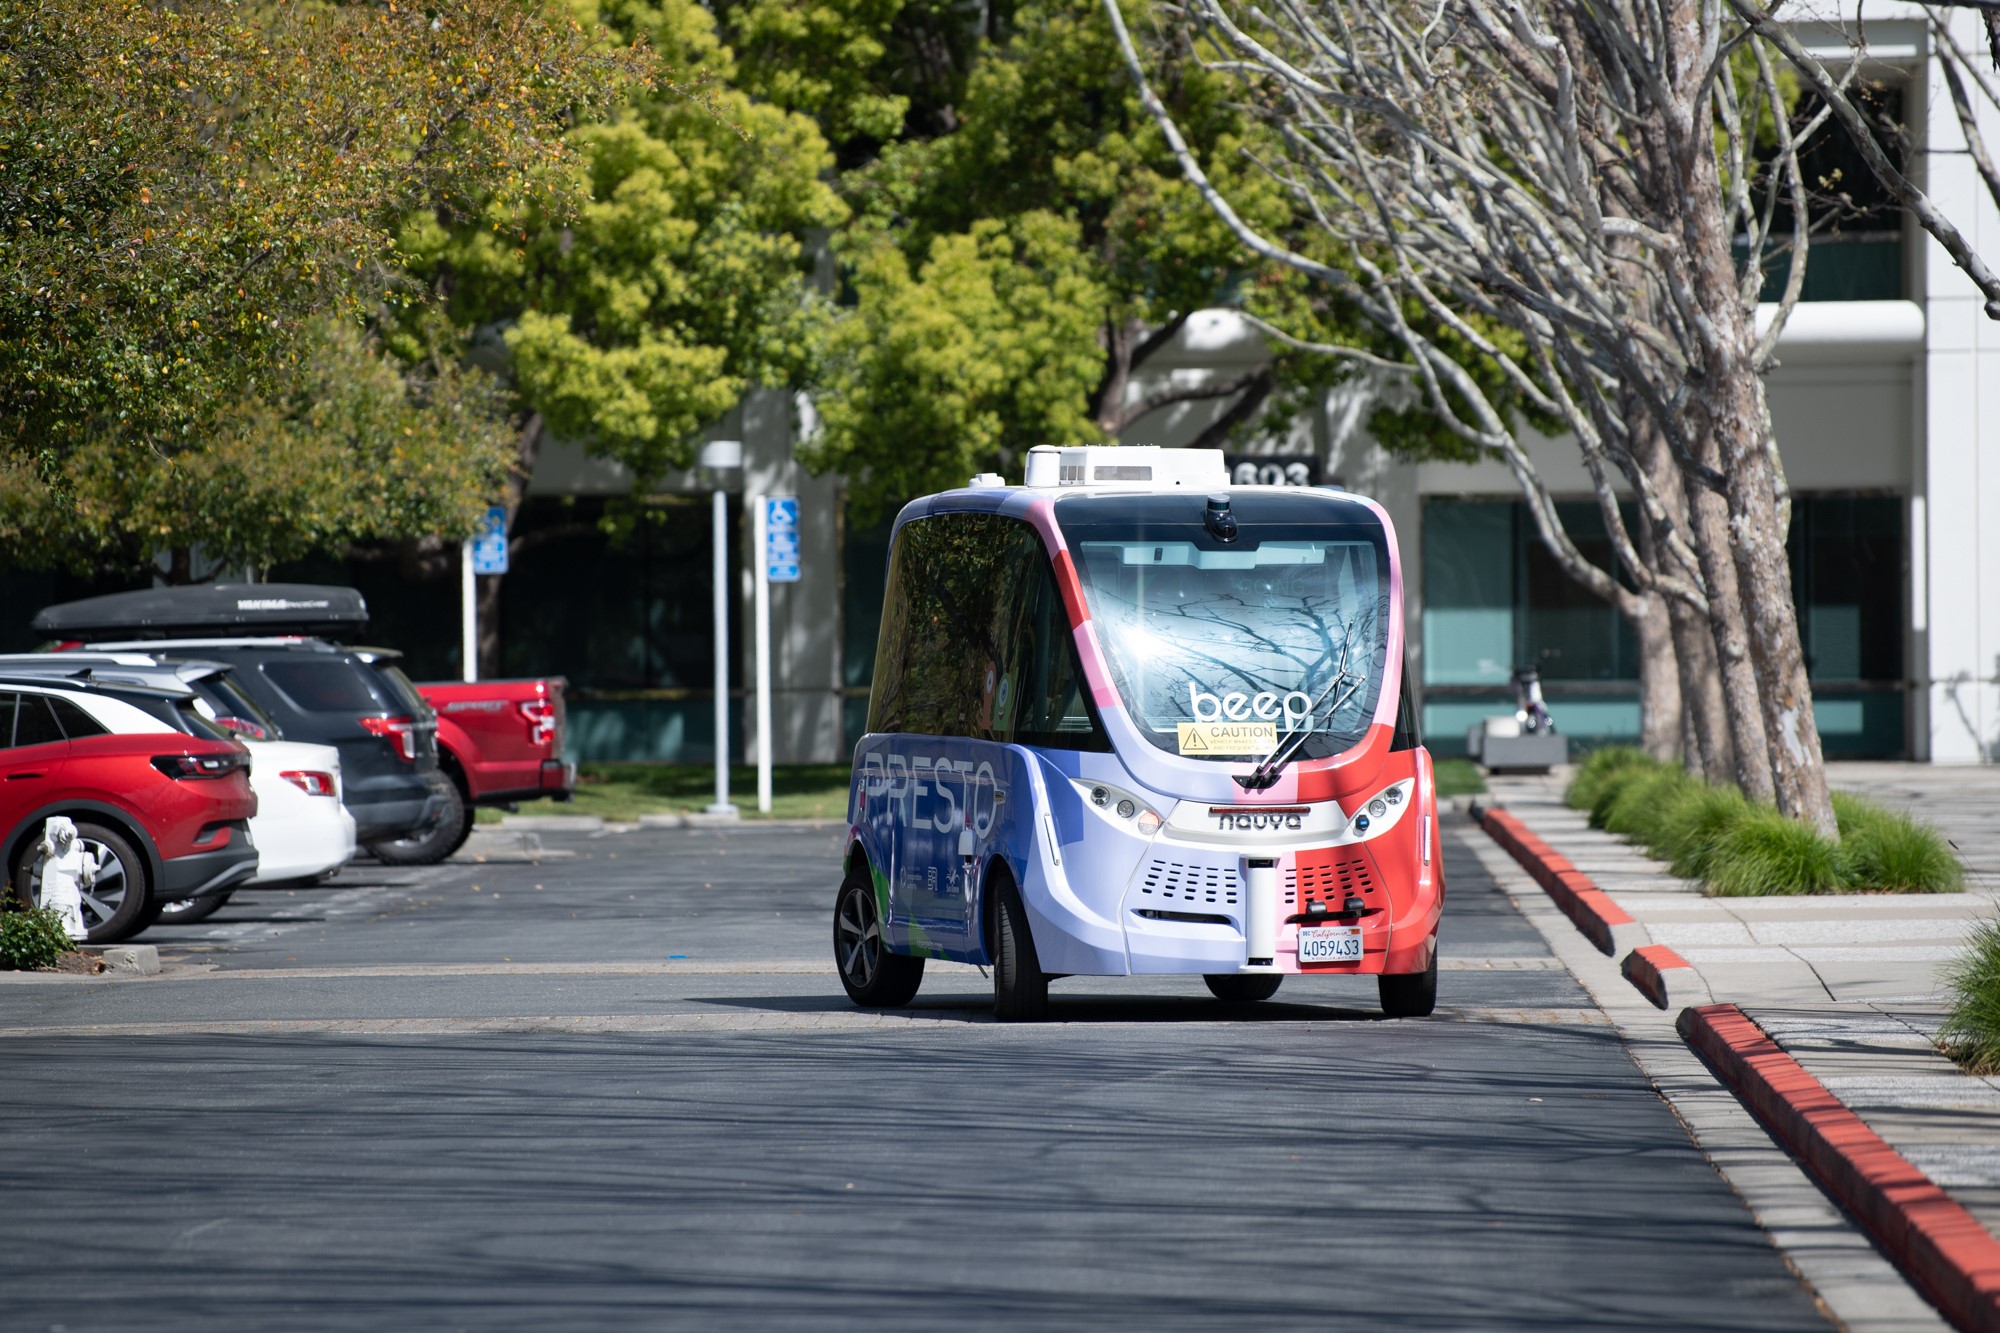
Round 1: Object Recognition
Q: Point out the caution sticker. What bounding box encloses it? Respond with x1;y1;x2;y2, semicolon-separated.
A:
1175;721;1277;756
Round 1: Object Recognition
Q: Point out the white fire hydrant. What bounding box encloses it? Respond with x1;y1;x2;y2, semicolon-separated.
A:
38;816;97;941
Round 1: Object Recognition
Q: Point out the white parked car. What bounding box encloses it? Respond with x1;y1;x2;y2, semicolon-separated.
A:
0;654;356;922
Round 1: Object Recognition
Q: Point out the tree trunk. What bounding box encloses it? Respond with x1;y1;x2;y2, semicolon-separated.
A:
1628;392;1731;782
1660;0;1828;825
1667;592;1731;782
476;412;545;680
1632;590;1682;763
165;546;194;586
1725;446;1837;835
1683;453;1776;803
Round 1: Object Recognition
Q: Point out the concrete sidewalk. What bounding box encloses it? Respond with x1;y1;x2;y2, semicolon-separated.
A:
1479;765;2000;1304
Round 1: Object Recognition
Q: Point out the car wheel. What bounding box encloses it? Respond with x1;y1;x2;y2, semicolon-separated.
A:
833;868;923;1007
11;822;151;944
365;781;469;867
1205;973;1284;1003
156;890;233;924
992;878;1049;1023
1378;943;1439;1018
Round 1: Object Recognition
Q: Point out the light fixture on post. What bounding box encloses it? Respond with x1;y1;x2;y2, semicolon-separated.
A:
698;439;743;818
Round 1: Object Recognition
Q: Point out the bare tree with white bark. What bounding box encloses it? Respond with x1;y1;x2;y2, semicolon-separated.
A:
1102;0;1867;832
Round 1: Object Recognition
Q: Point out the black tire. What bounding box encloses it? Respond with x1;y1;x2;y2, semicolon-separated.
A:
365;780;469;867
1205;973;1284;1004
156;890;233;924
833;868;923;1007
992;879;1049;1023
11;821;152;944
1378;944;1439;1018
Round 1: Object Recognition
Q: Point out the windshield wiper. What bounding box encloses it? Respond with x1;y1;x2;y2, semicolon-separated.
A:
1234;670;1354;791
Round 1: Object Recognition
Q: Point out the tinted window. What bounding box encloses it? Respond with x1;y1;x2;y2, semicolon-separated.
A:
48;695;107;739
262;659;384;713
372;663;431;718
12;694;64;748
192;675;281;740
869;514;1106;750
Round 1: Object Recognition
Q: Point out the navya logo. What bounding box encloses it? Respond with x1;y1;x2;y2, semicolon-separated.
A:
1189;684;1315;726
856;751;1001;836
1211;806;1308;832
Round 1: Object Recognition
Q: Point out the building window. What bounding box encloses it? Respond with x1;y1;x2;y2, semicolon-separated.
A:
1747;81;1906;303
1421;495;1905;757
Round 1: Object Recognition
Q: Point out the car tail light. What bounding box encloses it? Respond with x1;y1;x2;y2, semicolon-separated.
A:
519;698;556;747
359;714;418;762
215;715;270;741
281;770;336;797
153;751;248;780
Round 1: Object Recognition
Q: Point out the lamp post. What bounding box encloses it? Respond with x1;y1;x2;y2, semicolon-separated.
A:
698;439;743;818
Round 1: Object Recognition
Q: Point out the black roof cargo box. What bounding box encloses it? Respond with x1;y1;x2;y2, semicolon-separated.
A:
32;584;369;639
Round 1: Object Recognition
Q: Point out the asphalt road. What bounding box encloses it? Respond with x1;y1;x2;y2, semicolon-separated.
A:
0;818;1830;1330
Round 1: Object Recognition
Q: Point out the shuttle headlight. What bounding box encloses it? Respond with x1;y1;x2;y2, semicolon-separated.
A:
1070;779;1162;836
1345;779;1416;843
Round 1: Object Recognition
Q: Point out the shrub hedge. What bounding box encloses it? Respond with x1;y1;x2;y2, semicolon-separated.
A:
0;906;75;970
1943;921;2000;1075
1564;754;1960;896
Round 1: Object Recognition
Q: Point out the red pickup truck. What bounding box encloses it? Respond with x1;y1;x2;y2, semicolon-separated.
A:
395;677;575;861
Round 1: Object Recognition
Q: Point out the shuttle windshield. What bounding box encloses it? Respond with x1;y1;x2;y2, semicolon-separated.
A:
1058;494;1391;762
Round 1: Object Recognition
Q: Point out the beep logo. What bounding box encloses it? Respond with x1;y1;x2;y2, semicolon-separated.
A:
856;751;1001;836
1188;684;1316;727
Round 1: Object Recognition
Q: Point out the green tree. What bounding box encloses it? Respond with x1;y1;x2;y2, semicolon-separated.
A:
0;0;638;577
718;0;1365;519
0;318;514;579
405;0;846;666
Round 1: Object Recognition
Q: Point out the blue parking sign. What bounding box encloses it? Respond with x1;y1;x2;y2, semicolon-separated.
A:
764;497;801;583
471;504;510;575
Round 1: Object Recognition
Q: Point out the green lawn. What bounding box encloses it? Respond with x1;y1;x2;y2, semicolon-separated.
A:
485;763;855;823
488;755;1487;824
1432;757;1487;798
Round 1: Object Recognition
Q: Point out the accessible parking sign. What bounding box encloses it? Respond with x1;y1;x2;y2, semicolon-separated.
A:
764;496;800;583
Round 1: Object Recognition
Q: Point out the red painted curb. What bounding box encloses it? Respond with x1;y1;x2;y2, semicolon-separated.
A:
1471;804;1631;955
1621;944;1694;1009
1681;1004;2000;1332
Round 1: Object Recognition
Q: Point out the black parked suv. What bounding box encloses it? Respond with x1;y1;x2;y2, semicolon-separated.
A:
32;586;456;862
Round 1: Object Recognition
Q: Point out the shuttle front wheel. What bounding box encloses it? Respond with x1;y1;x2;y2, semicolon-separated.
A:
991;879;1049;1023
834;872;924;1007
1378;944;1439;1018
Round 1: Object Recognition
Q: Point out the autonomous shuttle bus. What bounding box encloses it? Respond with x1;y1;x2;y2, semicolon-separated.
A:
835;445;1443;1021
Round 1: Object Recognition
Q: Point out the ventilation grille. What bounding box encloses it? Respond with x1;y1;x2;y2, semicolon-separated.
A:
1285;855;1378;909
1137;857;1241;907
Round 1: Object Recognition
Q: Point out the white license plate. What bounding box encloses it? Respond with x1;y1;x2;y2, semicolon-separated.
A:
1297;925;1363;963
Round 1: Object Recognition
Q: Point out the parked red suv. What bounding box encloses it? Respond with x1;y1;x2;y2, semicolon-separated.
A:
0;677;259;943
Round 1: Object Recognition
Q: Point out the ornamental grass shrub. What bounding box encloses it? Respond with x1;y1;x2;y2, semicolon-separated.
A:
1704;805;1846;896
1942;921;2000;1075
0;906;74;970
1563;755;1960;895
1567;747;1650;813
1595;767;1700;850
1656;783;1752;880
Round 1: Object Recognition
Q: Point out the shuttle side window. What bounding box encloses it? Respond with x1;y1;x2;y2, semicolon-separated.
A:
1391;654;1420;751
868;513;1108;751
